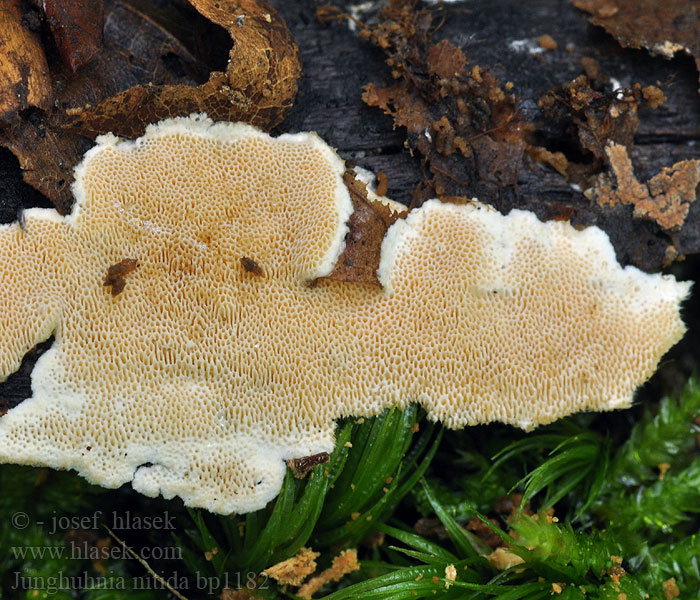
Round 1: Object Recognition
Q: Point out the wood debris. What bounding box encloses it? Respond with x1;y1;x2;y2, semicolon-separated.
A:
104;259;139;297
571;0;700;91
240;257;264;277
487;547;525;570
538;35;558;51
444;564;457;588
587;142;700;232
317;1;700;271
263;547;320;587
296;549;360;599
534;74;645;182
319;0;531;206
286;452;330;479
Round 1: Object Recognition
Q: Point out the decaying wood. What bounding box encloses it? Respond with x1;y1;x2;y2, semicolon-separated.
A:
320;170;407;286
277;0;699;272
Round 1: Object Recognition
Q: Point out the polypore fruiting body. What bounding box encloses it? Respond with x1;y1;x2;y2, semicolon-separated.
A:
0;115;690;514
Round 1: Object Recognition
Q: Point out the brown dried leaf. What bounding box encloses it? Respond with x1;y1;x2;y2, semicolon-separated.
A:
1;0;208;212
571;0;700;90
67;0;301;140
588;142;700;231
44;0;104;72
1;0;300;213
319;170;407;286
0;0;52;124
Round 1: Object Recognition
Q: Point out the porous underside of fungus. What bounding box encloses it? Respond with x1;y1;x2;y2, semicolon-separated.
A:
0;115;691;514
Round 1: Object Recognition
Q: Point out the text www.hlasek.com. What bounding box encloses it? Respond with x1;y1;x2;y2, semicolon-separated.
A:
11;541;182;561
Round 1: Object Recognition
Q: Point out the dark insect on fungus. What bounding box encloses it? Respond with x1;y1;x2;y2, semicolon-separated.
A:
286;452;330;479
240;256;264;276
104;259;139;296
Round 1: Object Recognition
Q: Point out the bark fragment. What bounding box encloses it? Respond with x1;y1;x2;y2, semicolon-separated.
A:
571;0;700;91
320;170;407;286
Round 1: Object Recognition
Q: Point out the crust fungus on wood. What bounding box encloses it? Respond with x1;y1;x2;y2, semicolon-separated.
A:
0;115;690;514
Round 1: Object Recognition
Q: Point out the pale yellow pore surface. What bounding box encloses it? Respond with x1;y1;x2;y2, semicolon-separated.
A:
0;115;691;514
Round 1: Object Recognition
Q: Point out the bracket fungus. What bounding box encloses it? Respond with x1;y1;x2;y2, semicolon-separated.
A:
0;114;691;514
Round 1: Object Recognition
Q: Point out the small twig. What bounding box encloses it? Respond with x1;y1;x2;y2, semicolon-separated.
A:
103;525;189;600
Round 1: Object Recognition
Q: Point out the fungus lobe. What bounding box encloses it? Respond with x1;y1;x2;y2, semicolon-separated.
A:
0;115;690;514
